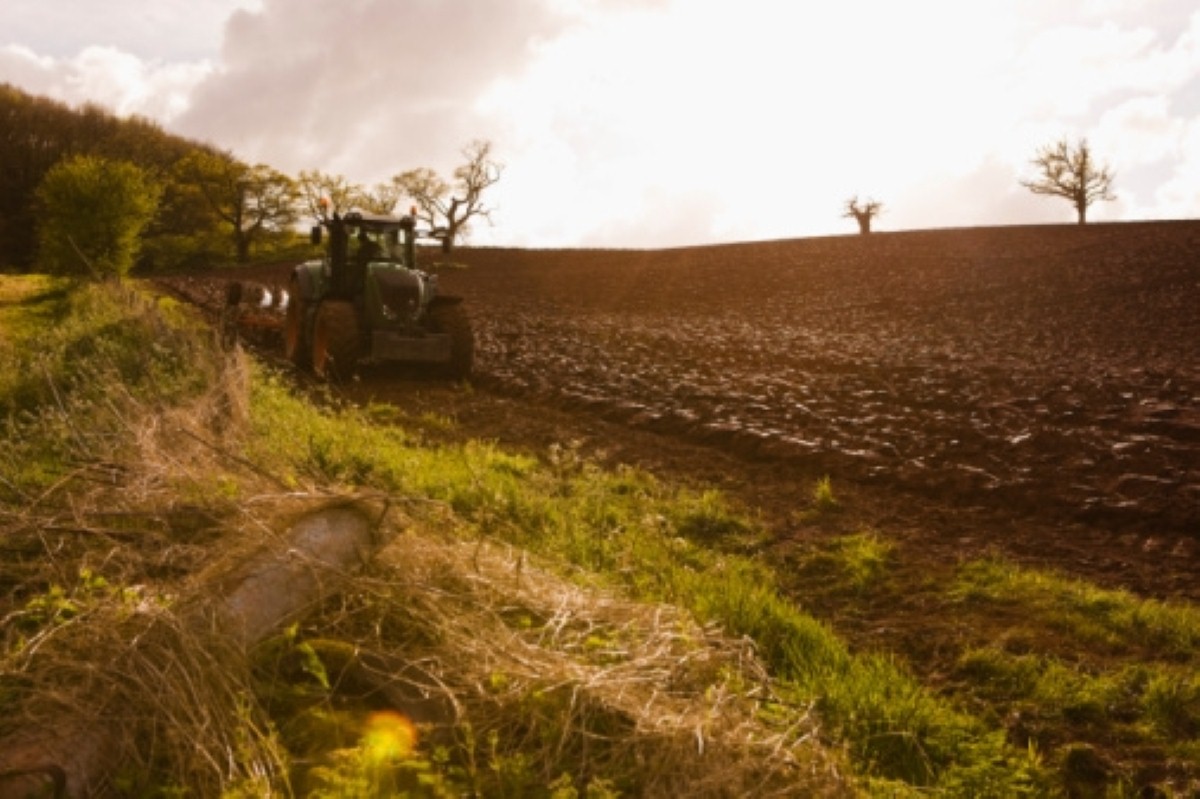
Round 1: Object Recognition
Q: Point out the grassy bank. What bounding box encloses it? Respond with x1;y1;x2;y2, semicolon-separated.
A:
2;275;1195;796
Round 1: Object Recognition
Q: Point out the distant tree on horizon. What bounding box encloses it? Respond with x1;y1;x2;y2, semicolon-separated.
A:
843;196;883;235
1021;137;1115;224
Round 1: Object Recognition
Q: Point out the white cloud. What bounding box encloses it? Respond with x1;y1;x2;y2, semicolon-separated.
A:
1133;115;1200;219
0;44;212;121
477;0;1032;245
174;0;569;175
0;0;261;61
1097;95;1184;168
2;0;1199;245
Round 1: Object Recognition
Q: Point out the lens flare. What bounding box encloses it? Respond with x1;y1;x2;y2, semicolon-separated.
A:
362;710;417;762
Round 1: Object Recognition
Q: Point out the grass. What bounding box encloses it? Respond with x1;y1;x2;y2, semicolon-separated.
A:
0;274;71;341
947;555;1200;786
4;273;1198;796
812;474;839;512
241;367;1047;795
800;530;895;593
0;276;221;504
954;556;1200;660
776;534;1200;794
0;276;855;796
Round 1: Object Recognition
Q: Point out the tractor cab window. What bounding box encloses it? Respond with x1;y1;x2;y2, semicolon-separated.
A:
355;229;383;262
384;230;402;260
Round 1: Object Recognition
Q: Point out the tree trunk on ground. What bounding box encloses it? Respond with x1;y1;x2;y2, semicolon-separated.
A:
0;502;381;798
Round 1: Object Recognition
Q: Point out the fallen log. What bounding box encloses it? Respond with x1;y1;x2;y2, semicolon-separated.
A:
212;503;381;648
0;501;381;798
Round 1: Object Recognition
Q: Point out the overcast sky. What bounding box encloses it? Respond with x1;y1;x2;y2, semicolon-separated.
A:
3;0;1199;247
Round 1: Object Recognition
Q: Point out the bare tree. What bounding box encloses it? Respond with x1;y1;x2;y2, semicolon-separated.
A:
394;139;502;253
843;196;883;235
1020;137;1115;224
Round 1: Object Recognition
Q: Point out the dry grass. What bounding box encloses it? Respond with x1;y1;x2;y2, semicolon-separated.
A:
301;528;854;797
1;335;852;796
0;345;295;795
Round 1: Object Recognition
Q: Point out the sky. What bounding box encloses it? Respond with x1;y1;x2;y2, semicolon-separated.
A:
2;0;1199;248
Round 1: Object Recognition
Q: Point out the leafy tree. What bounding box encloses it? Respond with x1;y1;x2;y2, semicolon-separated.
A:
358;181;403;216
843;196;883;235
0;83;201;268
34;154;161;278
1021;137;1115;224
236;165;299;260
141;153;234;271
394;139;502;253
177;151;298;263
297;170;361;222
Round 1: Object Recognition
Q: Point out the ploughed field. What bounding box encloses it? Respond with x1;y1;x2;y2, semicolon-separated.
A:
167;220;1199;581
442;222;1199;537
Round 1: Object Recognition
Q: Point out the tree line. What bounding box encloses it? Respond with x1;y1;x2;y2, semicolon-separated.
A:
0;84;501;276
3;83;1124;270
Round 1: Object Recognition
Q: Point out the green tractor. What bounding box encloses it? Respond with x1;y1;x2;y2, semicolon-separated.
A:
284;211;474;380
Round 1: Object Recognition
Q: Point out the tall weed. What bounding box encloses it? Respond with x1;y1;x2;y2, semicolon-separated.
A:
0;278;221;499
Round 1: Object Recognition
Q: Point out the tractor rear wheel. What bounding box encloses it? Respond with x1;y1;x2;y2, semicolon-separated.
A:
283;275;310;368
312;300;360;381
426;302;474;379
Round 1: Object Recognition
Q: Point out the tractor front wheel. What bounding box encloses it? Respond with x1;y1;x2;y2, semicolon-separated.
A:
311;300;360;382
426;303;474;379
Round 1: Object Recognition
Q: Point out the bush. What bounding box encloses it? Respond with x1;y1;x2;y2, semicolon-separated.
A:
35;154;161;278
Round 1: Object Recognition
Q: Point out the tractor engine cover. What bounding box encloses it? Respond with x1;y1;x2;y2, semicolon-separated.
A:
369;268;427;324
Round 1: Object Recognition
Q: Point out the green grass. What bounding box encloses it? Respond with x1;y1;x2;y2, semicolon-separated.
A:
812;474;839;512
799;530;895;593
954;556;1200;659
957;645;1200;738
0;275;73;406
242;371;1047;795
948;555;1200;785
0;277;221;501
0;274;71;340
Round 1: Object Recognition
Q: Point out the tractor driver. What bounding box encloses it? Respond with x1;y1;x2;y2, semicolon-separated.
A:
356;229;382;263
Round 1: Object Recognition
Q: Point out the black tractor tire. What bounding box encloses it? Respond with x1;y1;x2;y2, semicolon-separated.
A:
283;275;310;368
311;300;360;382
426;303;475;379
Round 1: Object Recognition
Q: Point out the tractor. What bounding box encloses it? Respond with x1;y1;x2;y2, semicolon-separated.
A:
284;211;473;380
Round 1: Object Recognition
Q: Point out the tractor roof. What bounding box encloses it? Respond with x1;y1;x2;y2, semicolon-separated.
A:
340;211;416;232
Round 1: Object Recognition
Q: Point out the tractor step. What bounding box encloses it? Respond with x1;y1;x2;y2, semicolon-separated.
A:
370;330;453;363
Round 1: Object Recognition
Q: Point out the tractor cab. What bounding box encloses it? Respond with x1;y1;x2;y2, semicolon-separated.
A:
310;211;418;299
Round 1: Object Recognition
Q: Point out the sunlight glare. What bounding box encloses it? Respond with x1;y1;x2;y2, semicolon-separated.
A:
362;710;417;763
